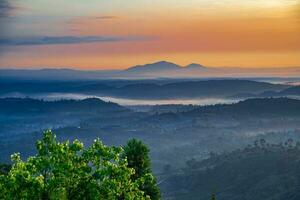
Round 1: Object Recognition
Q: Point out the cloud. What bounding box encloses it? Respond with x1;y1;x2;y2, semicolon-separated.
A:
94;16;119;20
0;0;15;18
0;0;16;53
68;15;119;26
0;35;155;46
296;1;300;19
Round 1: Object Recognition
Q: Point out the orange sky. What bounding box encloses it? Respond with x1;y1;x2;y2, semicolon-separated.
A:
0;0;299;69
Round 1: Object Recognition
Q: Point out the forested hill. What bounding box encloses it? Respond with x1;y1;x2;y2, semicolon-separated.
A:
111;80;288;99
0;98;124;114
162;139;300;200
0;79;289;99
186;97;300;117
146;98;300;124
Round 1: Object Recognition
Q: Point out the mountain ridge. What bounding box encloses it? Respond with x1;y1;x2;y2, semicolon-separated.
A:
1;61;300;80
125;61;208;75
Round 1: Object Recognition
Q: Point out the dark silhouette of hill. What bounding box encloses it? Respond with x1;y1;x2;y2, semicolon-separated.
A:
0;81;113;94
185;63;206;69
143;98;300;126
0;80;289;99
124;61;216;77
0;97;124;114
126;61;182;73
280;85;300;95
0;68;120;80
186;97;300;117
112;80;288;99
231;85;300;99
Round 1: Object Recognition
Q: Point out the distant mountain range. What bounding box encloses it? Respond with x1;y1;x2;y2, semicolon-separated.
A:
231;85;300;99
125;61;210;76
1;61;300;80
0;79;290;99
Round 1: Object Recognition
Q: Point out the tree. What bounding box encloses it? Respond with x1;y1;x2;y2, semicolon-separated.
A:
211;192;217;200
0;164;11;175
0;130;158;200
123;139;161;200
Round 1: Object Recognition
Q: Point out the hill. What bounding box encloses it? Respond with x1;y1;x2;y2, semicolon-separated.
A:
0;79;289;99
232;85;300;99
112;80;288;99
280;85;300;96
161;140;300;200
186;97;300;117
0;97;123;114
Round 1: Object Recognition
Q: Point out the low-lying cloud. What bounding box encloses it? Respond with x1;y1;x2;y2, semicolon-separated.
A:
0;35;154;46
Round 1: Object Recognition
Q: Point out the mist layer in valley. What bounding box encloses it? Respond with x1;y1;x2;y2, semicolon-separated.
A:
1;78;300;199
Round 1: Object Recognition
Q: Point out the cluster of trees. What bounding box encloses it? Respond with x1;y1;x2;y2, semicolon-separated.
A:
161;139;300;200
0;130;160;200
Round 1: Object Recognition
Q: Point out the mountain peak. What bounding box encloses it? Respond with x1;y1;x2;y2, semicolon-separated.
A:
185;63;205;69
126;61;181;73
154;60;176;65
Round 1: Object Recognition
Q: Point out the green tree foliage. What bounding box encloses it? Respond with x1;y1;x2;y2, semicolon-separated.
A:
124;139;161;200
0;130;159;200
211;192;216;200
0;164;11;175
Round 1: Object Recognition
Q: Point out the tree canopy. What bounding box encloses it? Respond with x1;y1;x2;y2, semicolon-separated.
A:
124;139;161;200
0;130;160;200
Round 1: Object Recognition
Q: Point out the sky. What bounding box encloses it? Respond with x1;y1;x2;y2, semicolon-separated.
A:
0;0;299;69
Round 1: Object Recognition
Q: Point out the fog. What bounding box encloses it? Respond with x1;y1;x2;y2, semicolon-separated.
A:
0;92;240;106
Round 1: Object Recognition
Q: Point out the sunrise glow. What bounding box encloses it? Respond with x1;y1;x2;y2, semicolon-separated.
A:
0;0;299;69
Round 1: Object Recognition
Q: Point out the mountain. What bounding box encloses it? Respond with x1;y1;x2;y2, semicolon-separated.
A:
184;63;206;70
1;61;300;80
124;61;213;77
126;61;181;73
182;63;207;72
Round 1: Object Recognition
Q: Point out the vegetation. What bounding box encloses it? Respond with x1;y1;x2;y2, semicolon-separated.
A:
211;193;216;200
124;139;161;200
0;164;11;175
162;139;300;200
0;130;160;200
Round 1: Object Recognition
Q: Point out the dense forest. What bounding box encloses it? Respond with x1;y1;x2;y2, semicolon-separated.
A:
161;139;300;200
